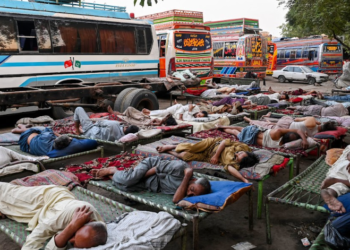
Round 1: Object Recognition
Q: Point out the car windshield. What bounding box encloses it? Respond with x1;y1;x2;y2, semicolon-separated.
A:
301;66;314;73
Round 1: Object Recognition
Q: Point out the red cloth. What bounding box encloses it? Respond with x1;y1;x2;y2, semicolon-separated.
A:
314;127;347;140
290;97;303;103
185;88;207;96
90;113;109;118
271;157;290;174
247;105;269;111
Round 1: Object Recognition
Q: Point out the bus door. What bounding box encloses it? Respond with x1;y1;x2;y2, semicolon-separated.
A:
158;34;167;77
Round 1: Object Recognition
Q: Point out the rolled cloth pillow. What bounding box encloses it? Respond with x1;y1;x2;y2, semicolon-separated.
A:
118;133;138;143
283;137;318;149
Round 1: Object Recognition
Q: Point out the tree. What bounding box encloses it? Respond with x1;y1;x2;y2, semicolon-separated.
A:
133;0;162;7
278;0;350;52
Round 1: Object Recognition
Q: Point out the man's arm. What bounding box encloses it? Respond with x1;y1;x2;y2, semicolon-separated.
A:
188;104;195;112
322;178;350;189
74;121;81;135
54;206;93;248
272;128;308;149
173;168;193;203
226;166;250;183
210;140;227;164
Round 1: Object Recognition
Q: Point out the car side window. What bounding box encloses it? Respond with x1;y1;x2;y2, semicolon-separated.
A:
294;67;302;73
283;67;289;72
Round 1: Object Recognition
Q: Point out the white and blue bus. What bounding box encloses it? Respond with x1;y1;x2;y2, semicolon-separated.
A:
0;0;159;88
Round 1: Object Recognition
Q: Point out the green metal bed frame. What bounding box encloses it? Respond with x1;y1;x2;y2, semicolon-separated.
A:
0;186;187;249
309;222;333;250
88;172;253;250
265;156;330;244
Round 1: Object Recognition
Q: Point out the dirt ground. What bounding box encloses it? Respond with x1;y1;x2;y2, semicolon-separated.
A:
0;76;334;250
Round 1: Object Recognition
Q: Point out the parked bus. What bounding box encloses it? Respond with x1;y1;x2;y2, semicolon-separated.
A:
205;18;268;81
266;41;277;75
0;0;159;88
274;36;343;74
138;10;213;82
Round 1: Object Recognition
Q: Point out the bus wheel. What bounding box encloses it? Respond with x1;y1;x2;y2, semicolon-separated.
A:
121;89;159;112
52;106;75;119
114;88;137;112
308;77;316;85
278;76;286;83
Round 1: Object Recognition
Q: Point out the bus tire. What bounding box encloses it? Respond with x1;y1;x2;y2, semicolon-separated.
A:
308;77;316;85
278;76;286;83
114;88;137;112
121;89;159;112
52;106;75;119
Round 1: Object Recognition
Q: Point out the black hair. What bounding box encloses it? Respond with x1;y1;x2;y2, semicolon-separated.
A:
237;105;243;112
285;94;290;101
194;178;211;194
125;125;139;134
240;152;260;169
270;100;278;103
322;121;337;132
53;135;72;150
202;111;209;117
281;132;301;144
87;221;108;247
165;115;178;126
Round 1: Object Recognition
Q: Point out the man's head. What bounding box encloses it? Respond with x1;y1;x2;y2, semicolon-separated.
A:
53;135;72;150
194;111;208;118
280;94;290;101
165;115;178;126
233;151;259;169
320;121;337;132
124;125;139;134
186;178;211;197
69;221;107;248
281;132;301;144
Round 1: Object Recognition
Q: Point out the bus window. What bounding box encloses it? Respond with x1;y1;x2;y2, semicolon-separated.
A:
51;20;98;53
302;49;309;58
213;42;224;59
290;50;296;59
224;42;237;58
136;28;147;54
314;50;318;59
296;49;302;58
279;50;285;58
158;35;167;57
308;50;315;61
35;20;52;53
97;24;136;54
145;27;153;54
285;50;291;58
0;17;18;52
17;20;38;52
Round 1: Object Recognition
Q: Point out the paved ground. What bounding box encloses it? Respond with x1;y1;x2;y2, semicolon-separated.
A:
0;76;334;250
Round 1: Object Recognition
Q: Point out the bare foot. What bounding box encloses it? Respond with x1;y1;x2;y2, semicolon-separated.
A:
90;167;117;178
322;190;346;213
174;99;178;104
156;145;177;153
261;112;271;118
107;105;114;114
142;108;150;116
243;116;251;123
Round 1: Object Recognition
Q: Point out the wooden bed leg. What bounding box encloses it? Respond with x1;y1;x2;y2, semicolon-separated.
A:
192;215;199;250
257;180;263;219
265;198;272;244
181;223;188;250
249;189;254;230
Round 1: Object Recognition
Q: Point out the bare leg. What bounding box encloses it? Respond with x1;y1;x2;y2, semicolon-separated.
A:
157;145;177;153
243;116;251;123
261;112;272;118
167;151;187;159
142;108;151;116
268;87;276;94
223;128;241;137
321;189;346;214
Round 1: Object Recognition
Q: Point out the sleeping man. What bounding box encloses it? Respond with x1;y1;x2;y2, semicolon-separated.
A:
155;138;259;183
13;125;72;156
91;156;211;203
0;182;107;250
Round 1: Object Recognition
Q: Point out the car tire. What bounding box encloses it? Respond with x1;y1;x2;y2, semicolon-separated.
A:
278;75;286;83
308;77;316;85
114;88;137;112
121;89;159;112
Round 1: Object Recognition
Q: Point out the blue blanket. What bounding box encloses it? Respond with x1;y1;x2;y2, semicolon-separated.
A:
19;128;56;156
237;125;261;145
183;181;252;207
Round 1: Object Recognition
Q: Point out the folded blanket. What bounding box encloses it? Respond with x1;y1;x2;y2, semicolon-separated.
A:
70;211;180;250
0;132;20;145
10;169;81;190
16;115;54;126
0;162;39;177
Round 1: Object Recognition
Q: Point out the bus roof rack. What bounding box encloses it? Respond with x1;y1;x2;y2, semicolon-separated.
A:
30;0;126;12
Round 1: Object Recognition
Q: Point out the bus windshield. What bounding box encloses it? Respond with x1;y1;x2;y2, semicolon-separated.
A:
174;33;211;52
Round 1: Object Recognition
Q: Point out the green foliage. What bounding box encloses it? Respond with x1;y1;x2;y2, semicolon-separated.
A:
134;0;161;7
278;0;350;51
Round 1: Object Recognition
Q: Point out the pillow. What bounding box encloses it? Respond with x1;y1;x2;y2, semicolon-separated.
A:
314;127;348;140
324;192;350;216
326;148;344;166
118;133;138;143
47;138;97;158
290;97;303;103
283;137;318;149
176;181;252;212
137;129;162;139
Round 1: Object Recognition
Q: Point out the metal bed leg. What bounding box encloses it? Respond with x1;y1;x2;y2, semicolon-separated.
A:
192;215;199;250
181;223;188;250
100;146;104;158
265;198;272;244
170;92;173;106
249;190;254;230
296;155;301;175
289;157;294;180
257;180;263;219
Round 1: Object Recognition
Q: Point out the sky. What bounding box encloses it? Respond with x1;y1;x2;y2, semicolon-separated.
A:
96;0;289;37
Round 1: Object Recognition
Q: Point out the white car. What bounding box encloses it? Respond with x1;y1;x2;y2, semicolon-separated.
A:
272;66;329;85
